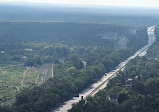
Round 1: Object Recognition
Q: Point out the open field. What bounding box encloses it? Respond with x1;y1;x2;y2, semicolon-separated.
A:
0;65;49;103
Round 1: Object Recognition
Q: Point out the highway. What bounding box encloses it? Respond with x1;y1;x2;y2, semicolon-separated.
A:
52;26;156;112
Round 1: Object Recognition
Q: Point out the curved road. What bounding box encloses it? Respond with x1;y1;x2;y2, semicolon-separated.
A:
52;26;156;112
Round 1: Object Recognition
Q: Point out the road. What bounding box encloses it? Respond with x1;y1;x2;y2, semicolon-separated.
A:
51;66;54;78
52;26;156;112
39;68;48;85
39;64;54;85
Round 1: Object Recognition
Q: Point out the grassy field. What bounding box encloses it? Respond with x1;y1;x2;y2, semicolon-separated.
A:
0;65;46;103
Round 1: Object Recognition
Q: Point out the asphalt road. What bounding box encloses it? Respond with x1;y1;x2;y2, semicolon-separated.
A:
52;26;156;112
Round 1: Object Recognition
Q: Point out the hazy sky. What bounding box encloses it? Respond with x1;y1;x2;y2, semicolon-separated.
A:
0;0;159;7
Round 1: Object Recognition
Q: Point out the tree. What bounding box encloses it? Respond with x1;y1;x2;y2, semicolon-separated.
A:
117;91;129;104
70;54;84;69
67;66;76;75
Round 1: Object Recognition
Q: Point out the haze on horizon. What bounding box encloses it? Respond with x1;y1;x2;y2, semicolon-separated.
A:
0;0;159;8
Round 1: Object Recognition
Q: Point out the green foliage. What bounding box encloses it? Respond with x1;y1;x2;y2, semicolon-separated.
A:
0;66;43;103
0;23;149;112
69;27;159;112
117;91;129;104
69;54;84;69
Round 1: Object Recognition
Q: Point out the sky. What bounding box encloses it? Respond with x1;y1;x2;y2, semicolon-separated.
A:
0;0;159;7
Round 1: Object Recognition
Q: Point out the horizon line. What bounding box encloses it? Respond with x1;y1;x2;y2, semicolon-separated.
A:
0;1;159;8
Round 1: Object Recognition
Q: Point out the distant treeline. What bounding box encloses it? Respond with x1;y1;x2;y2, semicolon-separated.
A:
0;4;159;25
0;22;127;46
0;23;147;66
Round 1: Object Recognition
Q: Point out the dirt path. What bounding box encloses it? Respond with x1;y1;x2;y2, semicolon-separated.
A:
39;66;48;85
20;71;25;87
0;98;15;106
20;67;29;87
1;64;54;106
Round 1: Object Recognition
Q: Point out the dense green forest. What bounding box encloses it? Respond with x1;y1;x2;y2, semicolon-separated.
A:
0;22;128;46
0;22;147;66
69;27;159;112
0;23;148;112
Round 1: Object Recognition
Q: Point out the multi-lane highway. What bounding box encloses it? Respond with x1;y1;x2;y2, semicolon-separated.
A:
52;26;156;112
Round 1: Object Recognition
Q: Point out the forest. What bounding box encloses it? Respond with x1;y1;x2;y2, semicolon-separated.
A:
0;22;148;112
69;27;159;112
